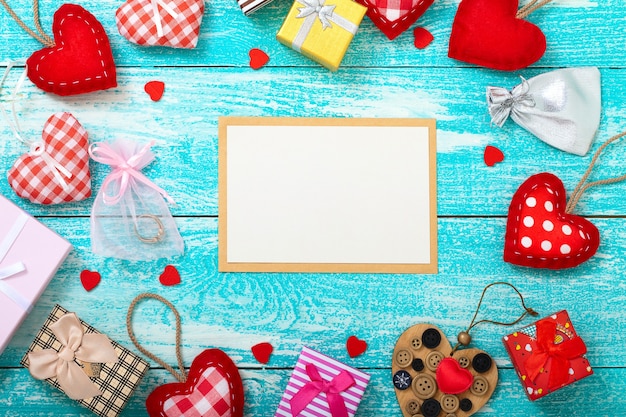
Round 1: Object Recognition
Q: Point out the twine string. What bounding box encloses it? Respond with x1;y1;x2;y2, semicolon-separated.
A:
565;131;626;214
0;0;54;47
126;293;188;383
450;282;538;354
516;0;553;19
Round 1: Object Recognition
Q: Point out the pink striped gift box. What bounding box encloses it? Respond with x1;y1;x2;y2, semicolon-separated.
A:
275;346;370;417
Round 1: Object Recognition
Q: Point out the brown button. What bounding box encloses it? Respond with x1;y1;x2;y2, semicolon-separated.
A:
395;349;413;367
406;400;420;414
411;373;437;399
440;394;459;413
457;356;470;368
425;351;444;371
410;337;422;350
470;375;489;396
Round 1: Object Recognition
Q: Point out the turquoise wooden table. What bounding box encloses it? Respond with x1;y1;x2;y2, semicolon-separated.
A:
1;0;626;415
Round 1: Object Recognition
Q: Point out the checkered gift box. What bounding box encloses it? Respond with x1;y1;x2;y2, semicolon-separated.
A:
7;112;91;205
116;0;205;48
21;305;150;417
356;0;434;40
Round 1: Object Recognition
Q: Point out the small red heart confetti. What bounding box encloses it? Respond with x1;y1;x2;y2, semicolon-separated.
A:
80;270;101;292
159;265;181;286
251;342;273;364
249;48;269;70
484;145;504;166
413;27;434;49
144;80;165;101
346;335;368;358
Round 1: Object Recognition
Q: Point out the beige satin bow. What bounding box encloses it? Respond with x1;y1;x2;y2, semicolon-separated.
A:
28;313;118;400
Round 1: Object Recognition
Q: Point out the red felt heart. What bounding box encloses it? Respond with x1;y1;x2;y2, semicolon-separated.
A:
249;48;269;70
448;0;546;71
251;342;273;364
436;357;474;394
357;0;434;40
145;81;165;101
26;4;117;96
159;265;181;286
484;145;504;166
504;173;600;269
80;270;101;292
413;27;434;49
7;112;91;205
147;349;244;417
116;0;205;48
346;335;368;358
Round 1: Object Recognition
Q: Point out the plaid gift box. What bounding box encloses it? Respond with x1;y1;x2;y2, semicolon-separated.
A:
238;0;276;15
21;305;150;417
0;195;72;355
503;310;592;401
277;0;367;71
275;346;370;417
355;0;434;40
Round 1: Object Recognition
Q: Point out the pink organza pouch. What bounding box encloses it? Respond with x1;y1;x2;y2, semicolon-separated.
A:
89;139;184;260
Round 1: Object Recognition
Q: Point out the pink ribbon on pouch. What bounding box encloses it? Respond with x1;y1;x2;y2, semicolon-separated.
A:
89;140;175;206
28;312;118;400
289;363;355;417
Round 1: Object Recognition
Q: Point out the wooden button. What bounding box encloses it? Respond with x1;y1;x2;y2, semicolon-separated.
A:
441;394;459;413
406;400;420;414
410;337;423;350
457;356;470;368
395;349;413;367
411;373;437;399
470;375;489;396
425;351;444;371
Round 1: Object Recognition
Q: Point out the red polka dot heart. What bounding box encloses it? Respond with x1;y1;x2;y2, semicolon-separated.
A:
504;173;600;270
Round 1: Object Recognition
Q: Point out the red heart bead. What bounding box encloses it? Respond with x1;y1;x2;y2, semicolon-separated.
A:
26;4;117;96
146;349;244;417
346;335;368;358
436;357;474;394
357;0;434;40
484;145;504;167
159;265;181;286
145;81;165;101
413;27;434;49
251;342;273;364
448;0;546;71
80;270;101;292
504;173;600;269
249;48;269;70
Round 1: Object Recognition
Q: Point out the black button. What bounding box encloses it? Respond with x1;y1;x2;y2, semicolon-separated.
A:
421;398;442;417
472;353;493;373
412;358;425;371
422;328;442;349
459;398;473;412
393;370;412;390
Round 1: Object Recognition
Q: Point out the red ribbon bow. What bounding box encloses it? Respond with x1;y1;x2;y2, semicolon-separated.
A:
289;363;355;417
524;318;587;390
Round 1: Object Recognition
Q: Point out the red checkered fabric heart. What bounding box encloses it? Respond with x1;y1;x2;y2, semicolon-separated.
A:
7;112;91;205
163;367;231;416
116;0;205;49
357;0;434;40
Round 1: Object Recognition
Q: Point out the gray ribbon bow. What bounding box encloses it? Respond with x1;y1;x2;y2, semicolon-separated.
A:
297;0;336;29
487;67;602;156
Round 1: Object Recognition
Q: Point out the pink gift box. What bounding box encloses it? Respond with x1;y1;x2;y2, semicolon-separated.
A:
276;346;370;417
0;195;72;355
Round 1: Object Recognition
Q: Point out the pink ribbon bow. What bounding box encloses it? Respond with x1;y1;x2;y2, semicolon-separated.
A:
89;140;175;206
290;363;355;417
28;313;118;400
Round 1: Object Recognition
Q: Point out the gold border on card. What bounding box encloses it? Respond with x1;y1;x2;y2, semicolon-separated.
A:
218;117;437;274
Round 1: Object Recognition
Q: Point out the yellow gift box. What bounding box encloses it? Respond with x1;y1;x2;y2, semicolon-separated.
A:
277;0;367;71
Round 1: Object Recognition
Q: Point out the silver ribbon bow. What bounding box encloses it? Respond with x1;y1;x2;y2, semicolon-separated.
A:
487;67;602;156
28;313;118;400
297;0;336;29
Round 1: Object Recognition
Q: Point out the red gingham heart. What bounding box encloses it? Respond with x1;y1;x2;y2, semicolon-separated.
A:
116;0;205;49
7;112;91;205
357;0;434;40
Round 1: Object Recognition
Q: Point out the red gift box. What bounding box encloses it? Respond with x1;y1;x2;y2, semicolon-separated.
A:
503;310;592;401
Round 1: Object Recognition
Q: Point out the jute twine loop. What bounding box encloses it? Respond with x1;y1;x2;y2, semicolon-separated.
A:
0;0;54;47
566;131;626;214
450;282;538;354
127;293;188;383
516;0;553;19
